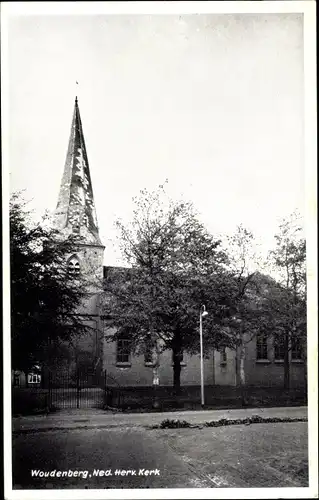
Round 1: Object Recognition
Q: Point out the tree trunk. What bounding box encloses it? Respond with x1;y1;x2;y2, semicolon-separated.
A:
173;358;182;393
172;347;182;395
239;346;245;385
239;342;247;406
152;341;160;409
283;332;290;390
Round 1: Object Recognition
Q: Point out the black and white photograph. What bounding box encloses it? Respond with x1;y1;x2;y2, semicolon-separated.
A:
2;1;317;499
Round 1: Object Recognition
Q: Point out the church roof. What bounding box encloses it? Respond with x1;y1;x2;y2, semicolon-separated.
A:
54;97;103;246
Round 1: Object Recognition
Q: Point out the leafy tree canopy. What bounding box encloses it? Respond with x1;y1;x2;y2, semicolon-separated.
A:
263;212;306;343
10;193;89;371
103;185;251;388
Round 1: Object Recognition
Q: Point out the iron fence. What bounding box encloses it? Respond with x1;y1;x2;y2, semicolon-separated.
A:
12;369;121;413
48;369;106;409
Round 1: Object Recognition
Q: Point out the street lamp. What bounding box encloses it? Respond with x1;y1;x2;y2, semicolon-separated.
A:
199;305;208;407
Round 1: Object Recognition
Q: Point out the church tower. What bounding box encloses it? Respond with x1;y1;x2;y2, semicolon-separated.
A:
54;97;105;372
55;97;105;285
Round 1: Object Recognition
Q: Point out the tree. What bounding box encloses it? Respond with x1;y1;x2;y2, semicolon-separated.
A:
265;212;306;389
103;185;234;393
222;225;266;402
10;193;90;372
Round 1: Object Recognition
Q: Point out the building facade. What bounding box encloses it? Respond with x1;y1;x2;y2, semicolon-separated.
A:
50;97;306;390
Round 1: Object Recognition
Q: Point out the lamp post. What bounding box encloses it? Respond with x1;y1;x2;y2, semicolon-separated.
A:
199;305;208;407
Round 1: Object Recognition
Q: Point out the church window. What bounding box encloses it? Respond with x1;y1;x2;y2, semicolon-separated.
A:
116;334;131;364
274;337;285;360
67;256;80;277
256;333;268;360
144;341;153;365
27;373;41;384
220;347;227;364
13;373;20;387
72;224;80;234
291;337;303;360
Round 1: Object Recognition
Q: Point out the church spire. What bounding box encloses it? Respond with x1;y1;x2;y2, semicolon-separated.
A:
55;97;102;246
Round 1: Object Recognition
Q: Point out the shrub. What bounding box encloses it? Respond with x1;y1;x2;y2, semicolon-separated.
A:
205;416;307;427
159;419;191;429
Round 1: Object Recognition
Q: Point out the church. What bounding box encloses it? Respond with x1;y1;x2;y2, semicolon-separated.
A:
50;97;305;393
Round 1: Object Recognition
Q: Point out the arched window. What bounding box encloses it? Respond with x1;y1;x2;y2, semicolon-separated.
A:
67;256;80;277
291;337;303;360
274;337;285;361
220;347;227;365
144;342;153;365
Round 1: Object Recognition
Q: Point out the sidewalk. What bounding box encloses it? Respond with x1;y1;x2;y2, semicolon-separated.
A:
12;406;308;434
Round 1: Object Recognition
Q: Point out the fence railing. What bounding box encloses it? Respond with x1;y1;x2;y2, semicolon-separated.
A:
12;369;126;414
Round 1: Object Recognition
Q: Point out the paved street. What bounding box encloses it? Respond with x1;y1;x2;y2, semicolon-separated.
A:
154;422;308;488
12;408;308;489
13;426;202;489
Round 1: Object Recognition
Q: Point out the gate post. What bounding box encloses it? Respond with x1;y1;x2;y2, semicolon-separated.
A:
48;371;52;410
76;368;80;409
104;370;107;407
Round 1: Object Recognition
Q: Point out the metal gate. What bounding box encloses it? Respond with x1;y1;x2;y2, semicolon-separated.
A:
48;369;106;409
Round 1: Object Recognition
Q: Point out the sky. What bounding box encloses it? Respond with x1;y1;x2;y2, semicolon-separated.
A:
6;7;305;267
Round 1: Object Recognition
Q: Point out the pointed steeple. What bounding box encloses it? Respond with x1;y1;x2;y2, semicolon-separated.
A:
55;97;103;246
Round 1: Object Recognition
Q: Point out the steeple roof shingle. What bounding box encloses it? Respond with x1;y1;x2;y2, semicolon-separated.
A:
55;97;103;246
